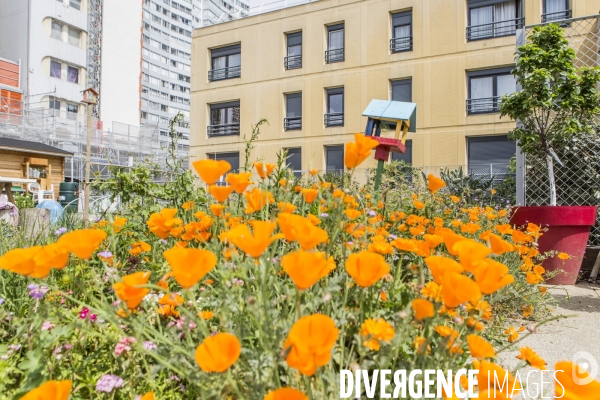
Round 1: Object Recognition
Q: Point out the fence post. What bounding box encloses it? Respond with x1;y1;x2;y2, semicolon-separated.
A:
515;27;526;206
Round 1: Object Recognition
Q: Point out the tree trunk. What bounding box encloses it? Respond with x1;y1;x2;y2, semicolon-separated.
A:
546;153;557;206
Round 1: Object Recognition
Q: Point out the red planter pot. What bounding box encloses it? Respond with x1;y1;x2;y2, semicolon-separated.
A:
510;206;597;285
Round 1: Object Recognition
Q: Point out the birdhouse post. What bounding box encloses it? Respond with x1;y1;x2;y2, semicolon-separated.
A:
81;87;99;227
362;99;417;198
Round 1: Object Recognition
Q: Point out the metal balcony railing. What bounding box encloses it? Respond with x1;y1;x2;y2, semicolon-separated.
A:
390;36;413;53
208;65;241;82
542;10;572;23
466;96;502;114
324;113;344;127
325;48;344;63
466;17;524;41
207;123;240;137
284;55;302;70
284;117;302;130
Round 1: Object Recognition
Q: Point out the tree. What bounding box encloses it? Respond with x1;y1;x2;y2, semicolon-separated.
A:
500;24;600;206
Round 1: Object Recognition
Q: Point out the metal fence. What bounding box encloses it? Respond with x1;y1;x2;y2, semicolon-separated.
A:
521;15;600;244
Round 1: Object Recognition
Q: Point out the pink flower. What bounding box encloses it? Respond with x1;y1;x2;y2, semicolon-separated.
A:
41;321;55;331
114;342;131;356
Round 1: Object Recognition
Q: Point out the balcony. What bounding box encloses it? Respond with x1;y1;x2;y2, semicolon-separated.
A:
208;65;241;82
466;17;524;41
284;117;302;131
466;96;502;115
207;123;240;137
325;48;344;64
542;10;572;23
324;113;344;127
284;55;302;70
390;36;413;53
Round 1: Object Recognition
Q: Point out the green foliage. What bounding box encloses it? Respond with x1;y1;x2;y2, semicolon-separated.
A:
12;194;35;210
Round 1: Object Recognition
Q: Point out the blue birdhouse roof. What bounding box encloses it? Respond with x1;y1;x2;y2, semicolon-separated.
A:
362;99;417;133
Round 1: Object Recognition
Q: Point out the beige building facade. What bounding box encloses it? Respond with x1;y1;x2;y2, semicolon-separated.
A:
190;0;600;174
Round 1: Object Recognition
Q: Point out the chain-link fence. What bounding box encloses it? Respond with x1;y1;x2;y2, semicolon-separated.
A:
521;15;600;245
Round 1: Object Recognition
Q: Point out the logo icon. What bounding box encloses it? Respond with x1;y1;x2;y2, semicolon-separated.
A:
572;351;598;385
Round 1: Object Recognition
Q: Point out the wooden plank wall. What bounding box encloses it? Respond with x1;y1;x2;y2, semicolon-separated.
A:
0;149;65;197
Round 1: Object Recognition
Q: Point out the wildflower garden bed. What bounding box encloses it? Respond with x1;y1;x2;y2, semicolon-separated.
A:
0;135;595;399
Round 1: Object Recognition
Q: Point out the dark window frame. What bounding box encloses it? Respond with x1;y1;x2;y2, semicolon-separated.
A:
325;145;344;174
285;147;302;175
391;78;413;102
325;23;345;63
391;139;413;164
542;0;571;22
466;135;516;179
325;87;344;127
208;101;240;137
466;66;515;115
466;0;524;42
390;10;413;53
285;31;302;70
208;44;241;82
284;92;302;131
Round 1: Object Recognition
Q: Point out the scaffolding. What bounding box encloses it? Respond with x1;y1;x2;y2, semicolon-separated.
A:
0;97;189;183
87;0;103;118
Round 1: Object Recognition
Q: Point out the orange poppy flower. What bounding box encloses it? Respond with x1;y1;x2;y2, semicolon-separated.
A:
474;259;514;294
441;271;481;308
436;228;467;256
554;360;600;399
56;229;107;259
244;188;274;214
113;271;151;309
452;239;491;272
181;201;194;211
264;388;308;400
147;208;182;239
412;299;435;321
225;172;253;193
279;178;287;187
488;233;514;255
282;250;334;290
254;162;276;179
284;314;339;376
278;202;297;213
163;247;216;288
345;251;390;287
141;393;154;400
129;241;151;256
421;281;443;302
199;310;214;320
20;380;72;400
344;133;379;169
30;244;69;278
467;334;496;358
277;213;329;250
309;169;318;176
504;326;519;342
209;204;226;217
307;214;321;225
512;229;533;243
473;359;520;396
226;221;284;258
113;216;127;233
516;347;546;369
557;252;569;260
208;184;234;203
424;256;464;284
301;188;318;203
360;318;395;350
526;272;544;284
192;159;231;185
195;332;241;373
494;224;513;235
413;200;425;210
427;174;446;194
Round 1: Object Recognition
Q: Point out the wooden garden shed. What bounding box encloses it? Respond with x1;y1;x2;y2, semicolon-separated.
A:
0;137;72;199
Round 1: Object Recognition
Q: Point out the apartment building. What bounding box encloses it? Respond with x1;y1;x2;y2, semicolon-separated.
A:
190;0;599;175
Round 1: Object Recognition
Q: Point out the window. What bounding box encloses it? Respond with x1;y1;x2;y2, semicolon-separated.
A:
391;79;412;102
284;93;302;131
325;24;344;63
68;27;80;46
467;67;516;114
51;22;63;40
208;101;240;136
49;99;60;116
50;61;62;78
69;0;81;10
286;148;302;176
325;145;344;174
467;0;523;41
390;11;412;52
66;103;78;120
209;45;241;81
67;65;79;83
391;140;412;164
467;135;516;178
285;32;302;70
207;152;239;183
543;0;571;22
325;87;344;127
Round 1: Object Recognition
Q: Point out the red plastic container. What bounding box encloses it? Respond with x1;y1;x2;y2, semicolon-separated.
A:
510;206;597;285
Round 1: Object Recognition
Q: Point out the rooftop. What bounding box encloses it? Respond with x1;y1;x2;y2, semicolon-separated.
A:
0;137;73;157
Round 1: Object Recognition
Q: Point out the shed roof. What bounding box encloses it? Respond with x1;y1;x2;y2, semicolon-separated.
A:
0;137;73;157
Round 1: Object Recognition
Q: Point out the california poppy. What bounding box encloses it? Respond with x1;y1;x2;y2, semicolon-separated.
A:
141;393;154;400
0;247;42;277
226;221;283;258
412;299;435;321
254;162;276;179
163;247;217;288
113;216;127;233
488;233;514;255
209;204;226;217
345;251;390;287
264;388;308;400
441;271;481;308
344;209;362;220
208;184;234;203
284;314;339;376
301;188;318;203
277;213;329;250
344;133;379;169
424;256;464;284
516;347;546;369
427;174;446;194
282;250;334;290
436;228;467;256
360;318;395;350
113;271;151;309
244;188;274;214
129;241;151;256
20;380;72;400
453;239;491;273
181;201;194;211
192;159;231;185
32;244;69;278
57;229;107;259
147;209;182;239
555;361;600;400
467;334;496;358
195;332;241;373
225;172;253;193
473;259;514;294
